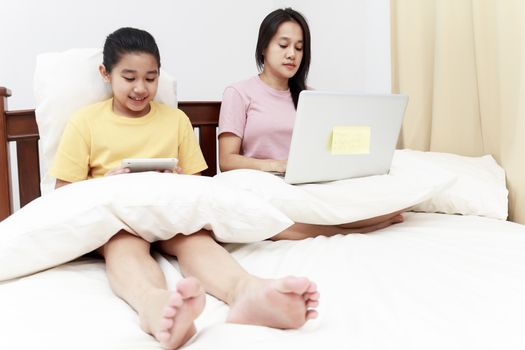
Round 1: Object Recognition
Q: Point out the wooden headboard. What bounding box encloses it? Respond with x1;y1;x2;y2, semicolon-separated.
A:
0;86;220;221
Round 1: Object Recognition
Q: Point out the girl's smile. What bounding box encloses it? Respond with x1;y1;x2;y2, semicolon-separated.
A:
99;52;159;118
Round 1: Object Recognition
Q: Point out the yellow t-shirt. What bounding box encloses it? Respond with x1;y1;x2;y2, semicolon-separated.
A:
50;98;207;182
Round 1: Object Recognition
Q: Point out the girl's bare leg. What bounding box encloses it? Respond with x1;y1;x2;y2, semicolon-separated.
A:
101;230;205;349
271;210;405;240
158;231;319;329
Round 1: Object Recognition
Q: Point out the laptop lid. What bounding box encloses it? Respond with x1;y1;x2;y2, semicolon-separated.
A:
284;91;408;184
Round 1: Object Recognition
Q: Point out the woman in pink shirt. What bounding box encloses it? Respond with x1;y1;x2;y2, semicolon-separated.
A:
219;8;404;239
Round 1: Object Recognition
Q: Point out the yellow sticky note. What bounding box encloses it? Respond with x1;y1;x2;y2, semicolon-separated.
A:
330;126;371;155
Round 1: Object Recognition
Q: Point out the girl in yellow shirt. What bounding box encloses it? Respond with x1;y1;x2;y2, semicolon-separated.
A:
52;26;319;350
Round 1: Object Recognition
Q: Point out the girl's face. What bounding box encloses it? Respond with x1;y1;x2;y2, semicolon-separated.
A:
100;52;159;117
263;21;304;82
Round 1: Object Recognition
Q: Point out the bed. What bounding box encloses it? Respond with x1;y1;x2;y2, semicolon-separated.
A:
2;79;525;350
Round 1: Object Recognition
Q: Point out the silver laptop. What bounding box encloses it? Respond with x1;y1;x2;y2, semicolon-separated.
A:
283;91;408;184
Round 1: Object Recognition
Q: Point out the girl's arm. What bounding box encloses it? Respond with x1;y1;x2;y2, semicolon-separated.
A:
55;179;72;189
219;133;287;172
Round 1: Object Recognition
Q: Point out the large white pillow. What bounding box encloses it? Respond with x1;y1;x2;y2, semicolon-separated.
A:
34;48;178;195
213;167;453;225
391;149;508;219
0;172;293;281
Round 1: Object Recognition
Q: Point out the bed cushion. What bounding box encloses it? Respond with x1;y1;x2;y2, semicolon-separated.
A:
34;48;178;195
0;172;293;281
214;166;452;225
391;150;508;219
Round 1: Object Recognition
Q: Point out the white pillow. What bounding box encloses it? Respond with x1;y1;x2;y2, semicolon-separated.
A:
0;172;293;281
213;168;453;225
391;149;508;219
34;48;178;195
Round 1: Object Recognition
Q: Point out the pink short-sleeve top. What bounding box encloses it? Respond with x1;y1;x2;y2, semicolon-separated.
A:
218;75;296;160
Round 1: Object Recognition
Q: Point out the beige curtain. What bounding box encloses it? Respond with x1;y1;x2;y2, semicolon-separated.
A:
391;0;525;224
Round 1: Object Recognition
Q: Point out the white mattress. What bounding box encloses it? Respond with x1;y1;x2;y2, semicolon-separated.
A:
1;212;525;349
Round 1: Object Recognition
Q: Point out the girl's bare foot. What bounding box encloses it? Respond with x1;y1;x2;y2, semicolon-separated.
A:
139;277;205;349
227;276;319;329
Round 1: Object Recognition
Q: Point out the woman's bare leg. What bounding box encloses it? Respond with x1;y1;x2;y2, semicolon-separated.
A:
158;231;319;329
101;230;205;349
271;210;405;240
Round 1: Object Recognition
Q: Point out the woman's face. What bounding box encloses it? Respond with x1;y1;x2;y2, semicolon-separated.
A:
263;20;304;81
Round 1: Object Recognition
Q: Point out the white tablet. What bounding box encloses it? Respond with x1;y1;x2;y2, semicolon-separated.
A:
121;158;179;173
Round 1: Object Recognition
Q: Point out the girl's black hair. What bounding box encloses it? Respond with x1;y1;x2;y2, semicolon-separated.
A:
255;8;311;108
102;27;161;73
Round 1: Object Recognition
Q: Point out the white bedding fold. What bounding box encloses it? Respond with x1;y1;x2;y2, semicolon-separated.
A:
214;167;452;225
0;172;293;281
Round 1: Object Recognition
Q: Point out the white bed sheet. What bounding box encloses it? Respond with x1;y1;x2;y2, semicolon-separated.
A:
1;212;525;350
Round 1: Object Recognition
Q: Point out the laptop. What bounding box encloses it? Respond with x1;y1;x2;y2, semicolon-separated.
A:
283;91;408;184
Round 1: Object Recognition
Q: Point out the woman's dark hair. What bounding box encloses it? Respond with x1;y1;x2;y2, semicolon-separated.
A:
255;8;311;108
102;27;161;73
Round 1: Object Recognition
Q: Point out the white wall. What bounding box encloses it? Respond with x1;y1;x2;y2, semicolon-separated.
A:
1;0;390;109
0;0;390;209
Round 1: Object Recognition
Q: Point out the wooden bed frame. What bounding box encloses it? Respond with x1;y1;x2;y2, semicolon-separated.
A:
0;86;221;221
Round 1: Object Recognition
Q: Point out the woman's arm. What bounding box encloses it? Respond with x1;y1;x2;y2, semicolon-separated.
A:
219;133;287;172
